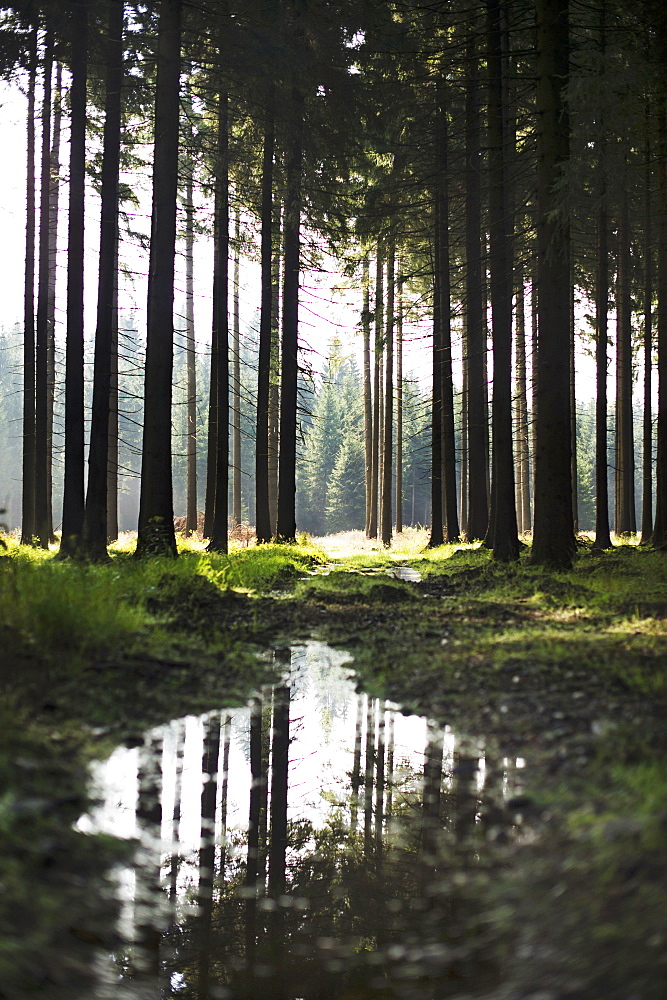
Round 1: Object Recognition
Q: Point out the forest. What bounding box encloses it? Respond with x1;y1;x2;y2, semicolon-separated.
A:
0;0;664;559
1;0;667;999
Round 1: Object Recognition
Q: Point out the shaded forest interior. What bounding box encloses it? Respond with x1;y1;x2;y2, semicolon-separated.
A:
0;0;665;564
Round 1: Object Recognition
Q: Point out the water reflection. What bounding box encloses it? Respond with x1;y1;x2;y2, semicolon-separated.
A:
84;642;526;999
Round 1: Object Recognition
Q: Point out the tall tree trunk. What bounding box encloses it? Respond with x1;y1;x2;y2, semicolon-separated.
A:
369;245;383;540
59;1;89;558
232;203;242;527
207;32;230;554
276;86;303;542
380;244;394;546
515;270;531;533
531;0;576;567
21;28;37;546
83;0;123;559
363;255;373;537
107;232;119;541
570;279;578;532
437;76;460;544
595;210;612;548
487;0;518;561
185;167;198;534
135;0;181;558
657;74;667;546
594;12;612;550
460;315;468;536
395;268;403;534
615;163;636;536
46;61;62;544
34;30;53;549
255;92;275;543
641;111;654;543
465;26;489;541
429;228;445;548
268;204;281;535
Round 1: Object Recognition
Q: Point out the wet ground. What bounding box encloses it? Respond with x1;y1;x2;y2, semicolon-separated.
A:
3;545;667;1000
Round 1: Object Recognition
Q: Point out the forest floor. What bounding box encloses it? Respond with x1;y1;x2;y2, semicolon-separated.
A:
1;530;666;999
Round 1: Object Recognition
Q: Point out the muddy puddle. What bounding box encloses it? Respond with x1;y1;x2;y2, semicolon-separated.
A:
81;642;528;999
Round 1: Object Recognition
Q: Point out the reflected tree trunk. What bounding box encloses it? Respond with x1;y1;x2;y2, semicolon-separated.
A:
168;720;184;905
374;701;386;862
364;696;375;857
197;713;222;1000
135;733;164;982
246;697;263;973
351;694;363;830
268;684;290;998
420;724;444;888
385;710;395;823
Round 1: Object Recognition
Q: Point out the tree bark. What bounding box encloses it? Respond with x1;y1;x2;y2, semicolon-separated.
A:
641;111;654;543
395;268;403;534
232;203;242;527
207;28;230;554
46;61;62;544
363;255;373;536
269;206;281;535
487;0;518;561
380;243;394;546
21;28;37;546
515;270;531;534
83;0;123;559
369;244;383;540
185;166;198;535
465;26;489;541
34;30;53;549
531;0;576;567
654;74;667;547
437;76;460;544
615;161;636;536
594;11;612;551
59;1;89;558
255;92;275;543
276;85;303;542
136;0;181;558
